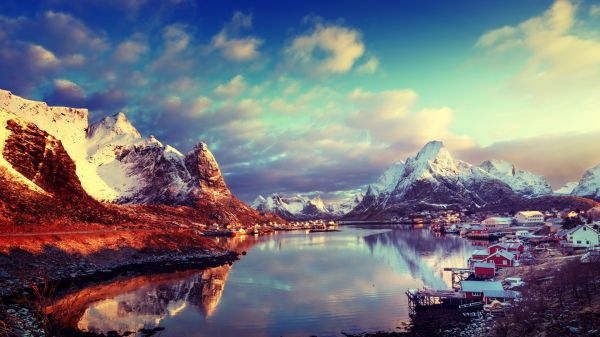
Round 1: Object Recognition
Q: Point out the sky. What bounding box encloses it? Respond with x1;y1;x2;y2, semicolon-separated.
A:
1;0;600;202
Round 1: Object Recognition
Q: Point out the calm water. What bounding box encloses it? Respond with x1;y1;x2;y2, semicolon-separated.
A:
50;225;477;337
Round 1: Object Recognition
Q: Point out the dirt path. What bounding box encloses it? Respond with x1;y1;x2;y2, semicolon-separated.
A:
0;228;127;237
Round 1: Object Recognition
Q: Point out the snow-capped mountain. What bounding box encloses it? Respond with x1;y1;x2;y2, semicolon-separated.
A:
347;141;519;219
572;164;600;201
554;181;579;195
251;193;362;220
345;140;597;220
326;194;363;217
252;194;332;220
479;159;552;196
0;89;275;225
0;89;230;205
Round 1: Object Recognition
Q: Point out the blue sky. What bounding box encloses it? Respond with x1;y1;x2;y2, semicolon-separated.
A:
1;0;600;202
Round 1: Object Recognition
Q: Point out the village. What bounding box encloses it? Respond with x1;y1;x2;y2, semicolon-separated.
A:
198;219;340;236
404;205;600;335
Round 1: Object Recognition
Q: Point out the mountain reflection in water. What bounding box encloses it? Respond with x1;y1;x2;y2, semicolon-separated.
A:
49;226;475;337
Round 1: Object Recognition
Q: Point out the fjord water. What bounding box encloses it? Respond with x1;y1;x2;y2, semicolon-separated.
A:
56;225;476;337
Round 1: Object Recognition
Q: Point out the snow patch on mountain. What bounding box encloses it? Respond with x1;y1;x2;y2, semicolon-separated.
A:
572;164;600;200
251;193;361;219
554;181;579;195
0;89;229;205
0;108;48;193
479;159;552;196
0;89;118;199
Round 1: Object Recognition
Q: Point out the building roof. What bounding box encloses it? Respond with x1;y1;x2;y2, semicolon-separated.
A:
483;217;512;222
473;262;495;269
460;281;503;292
487;250;516;260
483;290;519;298
515;211;543;217
472;249;489;256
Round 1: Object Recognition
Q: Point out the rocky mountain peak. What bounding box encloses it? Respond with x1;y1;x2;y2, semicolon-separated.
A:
185;142;229;197
479;159;551;197
414;140;452;164
480;159;515;177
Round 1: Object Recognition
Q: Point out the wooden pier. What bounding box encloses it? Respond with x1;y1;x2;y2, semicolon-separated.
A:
405;288;466;316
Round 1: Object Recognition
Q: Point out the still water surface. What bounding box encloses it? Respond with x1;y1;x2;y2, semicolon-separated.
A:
53;225;477;337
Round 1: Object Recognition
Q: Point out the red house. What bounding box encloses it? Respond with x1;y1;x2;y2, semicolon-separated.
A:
488;242;525;255
471;249;489;261
484;251;518;268
473;262;495;279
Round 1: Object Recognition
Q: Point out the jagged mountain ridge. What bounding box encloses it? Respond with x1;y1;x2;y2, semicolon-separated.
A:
572;163;600;201
251;193;363;220
479;159;552;196
0;89;277;225
0;89;229;206
346;141;596;220
554;181;579;195
0;107;125;225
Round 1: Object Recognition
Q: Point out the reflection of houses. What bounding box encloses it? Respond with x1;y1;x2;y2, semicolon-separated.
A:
363;229;470;289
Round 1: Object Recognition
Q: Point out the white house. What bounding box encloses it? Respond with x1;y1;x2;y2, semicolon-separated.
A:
561;225;600;248
482;217;512;229
514;211;544;225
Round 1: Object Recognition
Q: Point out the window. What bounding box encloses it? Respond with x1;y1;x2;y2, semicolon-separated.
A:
472;292;481;296
577;240;581;244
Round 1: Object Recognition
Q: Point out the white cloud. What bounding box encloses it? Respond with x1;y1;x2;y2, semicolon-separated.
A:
591;4;600;16
210;12;262;61
213;75;247;97
356;57;379;74
28;44;60;68
286;23;365;74
113;40;148;63
476;0;600;94
163;24;190;53
347;88;474;151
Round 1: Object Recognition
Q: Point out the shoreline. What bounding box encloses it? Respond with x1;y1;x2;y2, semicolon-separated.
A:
0;244;240;337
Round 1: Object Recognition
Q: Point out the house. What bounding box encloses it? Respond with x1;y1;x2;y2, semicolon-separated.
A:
514;211;544;225
587;206;600;221
484;250;518;268
481;217;512;229
473;262;495;279
545;217;564;233
483;290;519;304
560;225;600;248
460;281;503;300
488;242;525;257
469;249;490;265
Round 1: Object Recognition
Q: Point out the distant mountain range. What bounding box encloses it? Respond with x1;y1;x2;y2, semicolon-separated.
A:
251;193;362;220
253;140;598;221
1;89;597;225
344;141;598;220
0;89;277;226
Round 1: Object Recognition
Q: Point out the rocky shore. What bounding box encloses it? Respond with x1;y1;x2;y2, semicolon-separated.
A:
0;236;239;337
